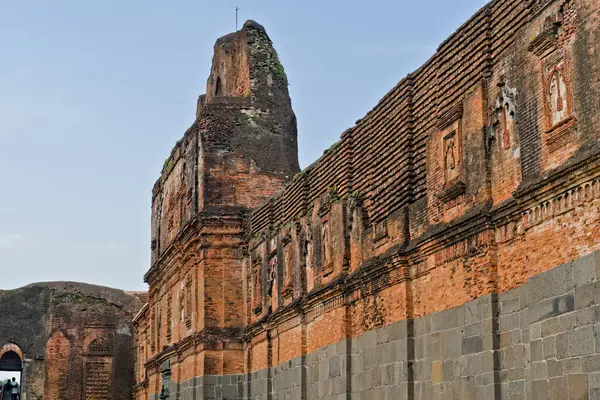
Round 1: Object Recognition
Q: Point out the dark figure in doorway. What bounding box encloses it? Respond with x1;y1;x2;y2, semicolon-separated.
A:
10;377;18;400
1;380;12;400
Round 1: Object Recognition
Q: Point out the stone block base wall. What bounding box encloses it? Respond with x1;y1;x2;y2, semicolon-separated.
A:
149;375;245;400
496;251;600;400
178;375;246;400
156;250;600;399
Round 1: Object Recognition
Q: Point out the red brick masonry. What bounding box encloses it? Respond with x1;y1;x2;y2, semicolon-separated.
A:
134;1;600;398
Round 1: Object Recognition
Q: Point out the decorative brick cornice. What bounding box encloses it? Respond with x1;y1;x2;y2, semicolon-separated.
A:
145;327;245;365
145;211;248;284
522;172;600;230
514;148;600;201
305;293;345;321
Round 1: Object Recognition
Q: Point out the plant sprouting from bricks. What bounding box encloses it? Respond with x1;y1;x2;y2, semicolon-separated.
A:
163;158;171;172
271;49;287;83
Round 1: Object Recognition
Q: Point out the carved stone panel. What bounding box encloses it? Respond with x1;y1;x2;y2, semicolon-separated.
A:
304;229;315;293
321;220;333;276
547;64;570;127
269;236;277;254
443;131;459;184
184;277;192;330
179;286;185;325
436;116;466;204
282;241;293;294
541;51;577;152
138;343;146;382
150;197;162;264
490;81;518;151
150;310;156;352
159;161;184;250
267;254;278;311
528;8;577;154
505;106;516;149
182;137;197;224
252;263;262;314
157;303;162;350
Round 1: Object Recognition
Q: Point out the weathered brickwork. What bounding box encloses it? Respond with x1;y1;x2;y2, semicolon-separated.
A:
0;282;143;399
135;0;600;399
135;20;299;400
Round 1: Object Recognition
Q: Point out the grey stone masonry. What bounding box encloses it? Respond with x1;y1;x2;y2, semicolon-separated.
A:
306;340;349;399
349;320;411;400
177;374;245;400
413;294;497;400
245;368;269;400
499;251;600;400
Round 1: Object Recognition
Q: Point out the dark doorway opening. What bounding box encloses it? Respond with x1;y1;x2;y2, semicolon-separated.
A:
0;350;23;399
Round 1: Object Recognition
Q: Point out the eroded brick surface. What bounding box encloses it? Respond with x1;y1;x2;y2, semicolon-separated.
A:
0;282;143;399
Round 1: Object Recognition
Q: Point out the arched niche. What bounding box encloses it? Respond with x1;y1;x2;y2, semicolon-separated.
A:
215;76;223;96
0;343;23;371
44;331;70;399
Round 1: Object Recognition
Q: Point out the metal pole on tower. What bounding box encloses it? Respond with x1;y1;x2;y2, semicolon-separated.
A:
236;7;239;30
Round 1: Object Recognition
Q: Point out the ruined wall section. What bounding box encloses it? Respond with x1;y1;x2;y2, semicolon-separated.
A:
199;20;299;209
0;282;143;400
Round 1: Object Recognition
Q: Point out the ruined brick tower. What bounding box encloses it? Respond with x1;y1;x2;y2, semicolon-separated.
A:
194;20;299;210
137;20;299;399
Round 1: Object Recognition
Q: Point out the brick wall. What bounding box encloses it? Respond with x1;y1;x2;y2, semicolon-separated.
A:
242;0;600;372
135;0;600;399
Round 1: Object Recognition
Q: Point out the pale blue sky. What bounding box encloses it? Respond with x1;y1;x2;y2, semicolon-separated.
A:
0;0;488;291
